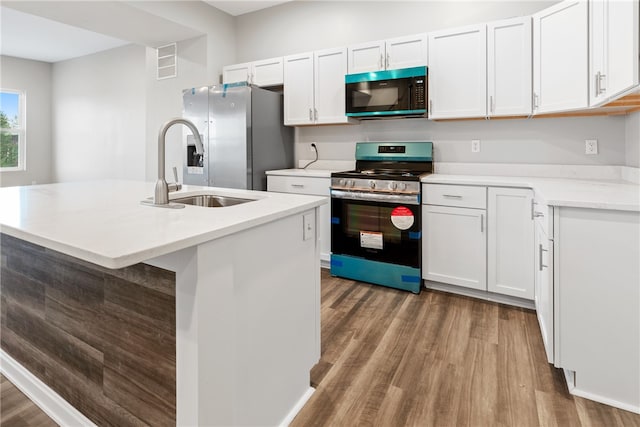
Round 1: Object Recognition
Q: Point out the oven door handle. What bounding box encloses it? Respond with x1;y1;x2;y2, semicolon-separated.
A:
330;189;420;205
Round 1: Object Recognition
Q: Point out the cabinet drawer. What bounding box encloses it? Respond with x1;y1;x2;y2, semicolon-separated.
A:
423;184;487;209
267;175;330;196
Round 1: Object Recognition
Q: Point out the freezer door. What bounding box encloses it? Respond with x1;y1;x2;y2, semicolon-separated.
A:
209;85;251;189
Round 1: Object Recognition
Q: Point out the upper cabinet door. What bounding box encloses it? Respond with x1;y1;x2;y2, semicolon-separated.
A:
589;0;639;106
252;57;284;87
428;24;487;119
314;47;350;125
385;33;428;70
347;40;385;73
487;17;532;117
222;62;251;84
283;52;315;126
533;0;589;114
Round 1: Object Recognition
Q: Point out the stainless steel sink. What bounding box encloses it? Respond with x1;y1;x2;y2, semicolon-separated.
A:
171;194;254;207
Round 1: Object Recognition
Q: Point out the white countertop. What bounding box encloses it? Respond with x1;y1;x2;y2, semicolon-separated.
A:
0;180;327;269
422;174;640;212
265;168;338;178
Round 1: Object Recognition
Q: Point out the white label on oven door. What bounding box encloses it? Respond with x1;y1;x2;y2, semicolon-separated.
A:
360;231;383;250
391;206;414;230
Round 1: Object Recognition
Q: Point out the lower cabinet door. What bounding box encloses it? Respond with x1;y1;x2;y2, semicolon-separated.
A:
422;205;487;290
487;187;535;299
535;220;554;363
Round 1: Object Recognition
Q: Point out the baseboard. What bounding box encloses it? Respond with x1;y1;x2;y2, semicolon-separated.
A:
424;280;535;310
279;386;315;427
562;369;640;414
0;350;96;426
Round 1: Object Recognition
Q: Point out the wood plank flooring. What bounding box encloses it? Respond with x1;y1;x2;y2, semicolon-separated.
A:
1;375;57;427
291;270;640;427
2;269;639;426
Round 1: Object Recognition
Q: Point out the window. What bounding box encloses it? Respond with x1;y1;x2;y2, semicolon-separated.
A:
1;89;26;170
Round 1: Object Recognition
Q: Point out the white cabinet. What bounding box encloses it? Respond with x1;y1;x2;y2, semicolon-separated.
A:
347;40;384;74
267;174;332;267
422;184;487;290
554;207;640;412
284;48;354;126
222;62;252;85
283;52;314;125
487;187;535;300
533;0;589;114
533;200;554;364
223;57;284;87
487;17;533;117
347;34;428;73
589;0;640;106
428;24;487;119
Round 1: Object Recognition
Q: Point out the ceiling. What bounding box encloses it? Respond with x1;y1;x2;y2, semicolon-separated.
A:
0;6;130;63
0;1;290;64
204;1;292;16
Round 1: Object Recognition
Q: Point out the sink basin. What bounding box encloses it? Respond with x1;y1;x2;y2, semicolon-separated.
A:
171;194;255;207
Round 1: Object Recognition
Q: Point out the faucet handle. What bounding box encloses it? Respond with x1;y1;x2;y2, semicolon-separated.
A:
168;166;182;193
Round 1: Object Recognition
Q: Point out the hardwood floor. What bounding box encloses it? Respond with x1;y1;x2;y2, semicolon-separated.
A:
2;269;639;426
291;270;640;427
1;375;57;426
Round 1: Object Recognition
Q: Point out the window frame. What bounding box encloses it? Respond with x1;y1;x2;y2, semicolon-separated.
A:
0;88;26;172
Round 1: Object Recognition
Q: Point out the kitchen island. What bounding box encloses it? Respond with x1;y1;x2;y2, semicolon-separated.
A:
0;180;326;426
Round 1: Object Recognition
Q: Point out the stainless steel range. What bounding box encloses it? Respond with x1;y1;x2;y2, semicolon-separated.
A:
330;141;433;293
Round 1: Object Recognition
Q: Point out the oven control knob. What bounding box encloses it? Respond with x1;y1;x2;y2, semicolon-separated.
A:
389;182;398;190
347;180;355;188
399;183;408;191
369;180;376;189
339;179;346;186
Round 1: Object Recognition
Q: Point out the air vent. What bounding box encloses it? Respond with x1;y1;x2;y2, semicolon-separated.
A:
157;43;177;80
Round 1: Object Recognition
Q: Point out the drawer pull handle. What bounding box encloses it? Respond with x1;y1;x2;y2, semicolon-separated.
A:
539;244;548;271
480;213;484;233
291;184;305;188
534;212;544;218
443;194;462;198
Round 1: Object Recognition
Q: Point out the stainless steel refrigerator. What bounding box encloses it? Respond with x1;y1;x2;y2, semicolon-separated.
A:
182;83;293;190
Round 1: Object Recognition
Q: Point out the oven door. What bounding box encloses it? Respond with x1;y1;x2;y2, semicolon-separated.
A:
330;191;421;268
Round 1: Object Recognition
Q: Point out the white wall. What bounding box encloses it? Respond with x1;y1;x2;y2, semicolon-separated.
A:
145;36;208;182
51;44;146;182
626;112;640;167
235;1;558;61
296;116;628;165
0;56;52;187
49;1;236;184
137;2;236;181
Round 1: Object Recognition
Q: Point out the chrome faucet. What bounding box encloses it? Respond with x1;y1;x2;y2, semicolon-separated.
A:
153;118;204;205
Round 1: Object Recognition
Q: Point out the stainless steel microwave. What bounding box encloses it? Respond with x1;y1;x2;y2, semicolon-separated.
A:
345;66;427;118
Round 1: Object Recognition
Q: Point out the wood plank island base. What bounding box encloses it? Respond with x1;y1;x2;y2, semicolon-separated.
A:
1;234;177;426
0;180;325;426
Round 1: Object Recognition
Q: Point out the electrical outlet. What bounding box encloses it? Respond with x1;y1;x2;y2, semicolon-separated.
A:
471;139;481;153
585;139;598;155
